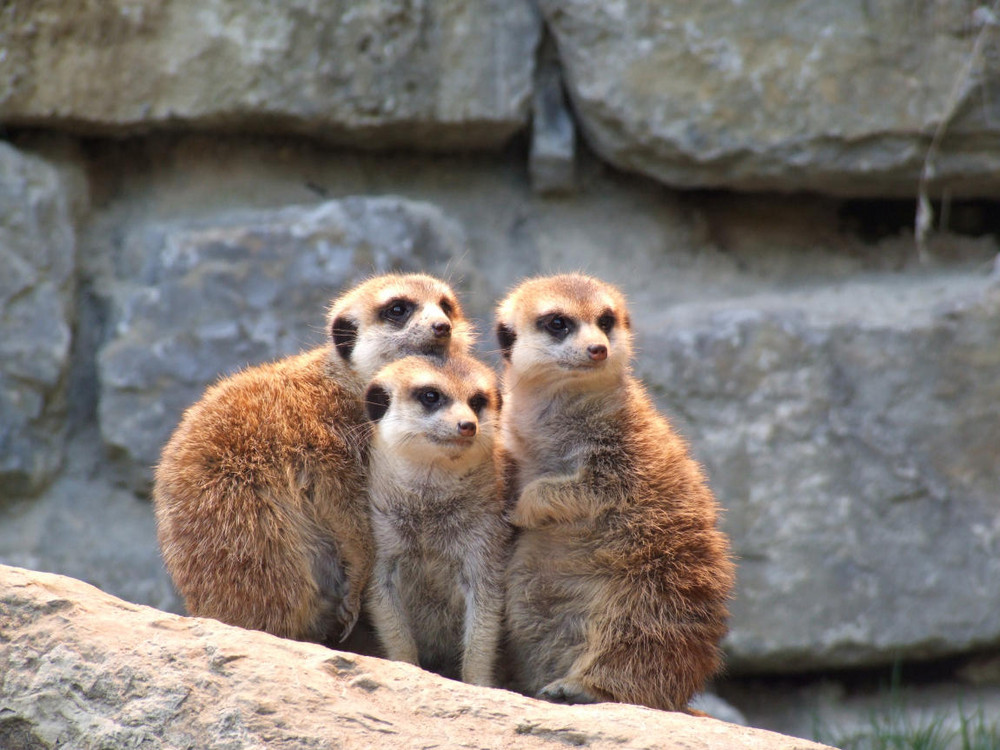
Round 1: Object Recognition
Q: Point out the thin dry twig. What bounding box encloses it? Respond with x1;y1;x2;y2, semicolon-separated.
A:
916;2;1000;262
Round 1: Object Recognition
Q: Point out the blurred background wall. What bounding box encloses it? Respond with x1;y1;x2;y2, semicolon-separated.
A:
2;1;999;743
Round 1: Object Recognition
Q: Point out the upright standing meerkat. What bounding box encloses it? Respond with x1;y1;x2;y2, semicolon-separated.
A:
495;273;735;711
363;355;508;686
153;273;473;645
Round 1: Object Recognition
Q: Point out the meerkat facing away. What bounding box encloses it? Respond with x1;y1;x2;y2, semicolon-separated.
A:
363;355;508;686
153;273;473;646
495;273;735;711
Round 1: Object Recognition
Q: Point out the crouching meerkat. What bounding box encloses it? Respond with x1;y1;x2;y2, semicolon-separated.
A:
153;273;473;645
495;273;735;711
363;355;509;686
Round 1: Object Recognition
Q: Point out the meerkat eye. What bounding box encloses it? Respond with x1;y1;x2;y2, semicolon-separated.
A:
597;311;616;333
417;388;443;409
468;393;488;414
439;297;454;318
538;313;573;340
381;298;415;325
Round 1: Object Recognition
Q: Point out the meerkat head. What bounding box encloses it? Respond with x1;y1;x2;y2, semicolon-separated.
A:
364;355;500;471
327;273;473;382
495;273;632;390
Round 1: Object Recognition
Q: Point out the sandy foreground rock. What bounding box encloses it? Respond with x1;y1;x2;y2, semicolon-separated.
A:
0;565;834;749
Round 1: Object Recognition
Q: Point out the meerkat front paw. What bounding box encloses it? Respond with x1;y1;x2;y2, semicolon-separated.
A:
510;477;560;528
511;471;595;528
537;678;605;705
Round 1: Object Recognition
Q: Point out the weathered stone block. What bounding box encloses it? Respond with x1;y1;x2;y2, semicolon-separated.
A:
637;277;1000;671
542;0;1000;196
0;0;541;149
0;143;75;495
97;197;474;490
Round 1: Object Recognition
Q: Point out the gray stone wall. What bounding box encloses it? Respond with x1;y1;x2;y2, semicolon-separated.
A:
1;0;998;740
0;0;540;148
0;144;75;496
541;0;1000;195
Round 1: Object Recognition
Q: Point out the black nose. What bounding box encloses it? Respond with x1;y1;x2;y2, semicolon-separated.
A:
457;420;477;437
432;321;452;338
588;344;608;361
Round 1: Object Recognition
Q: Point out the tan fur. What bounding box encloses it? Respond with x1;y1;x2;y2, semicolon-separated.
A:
363;356;509;686
153;273;472;644
496;273;735;711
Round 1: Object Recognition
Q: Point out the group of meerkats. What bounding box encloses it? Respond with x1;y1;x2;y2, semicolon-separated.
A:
153;272;735;712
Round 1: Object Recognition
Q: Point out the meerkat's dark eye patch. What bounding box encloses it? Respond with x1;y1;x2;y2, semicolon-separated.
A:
496;323;517;360
413;387;449;411
468;392;489;415
439;297;455;319
538;313;574;341
597;310;616;334
364;384;391;422
380;298;416;327
331;317;359;360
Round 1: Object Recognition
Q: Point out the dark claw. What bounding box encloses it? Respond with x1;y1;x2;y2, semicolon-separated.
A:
537;680;601;705
338;598;361;642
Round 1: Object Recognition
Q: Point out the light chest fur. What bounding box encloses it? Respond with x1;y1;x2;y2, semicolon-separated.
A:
502;384;623;488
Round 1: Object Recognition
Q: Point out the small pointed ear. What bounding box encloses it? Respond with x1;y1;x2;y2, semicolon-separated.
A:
364;383;391;423
331;317;359;361
496;323;516;361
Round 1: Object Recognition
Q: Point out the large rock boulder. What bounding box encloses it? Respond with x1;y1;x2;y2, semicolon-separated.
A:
637;275;1000;671
0;564;834;749
0;143;75;496
97;197;476;490
0;0;540;149
541;0;1000;196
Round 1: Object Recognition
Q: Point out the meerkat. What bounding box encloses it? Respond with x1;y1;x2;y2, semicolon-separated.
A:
495;273;735;712
363;355;508;686
153;273;473;646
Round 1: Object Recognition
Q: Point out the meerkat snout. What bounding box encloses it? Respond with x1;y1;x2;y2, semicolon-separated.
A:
407;299;453;342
